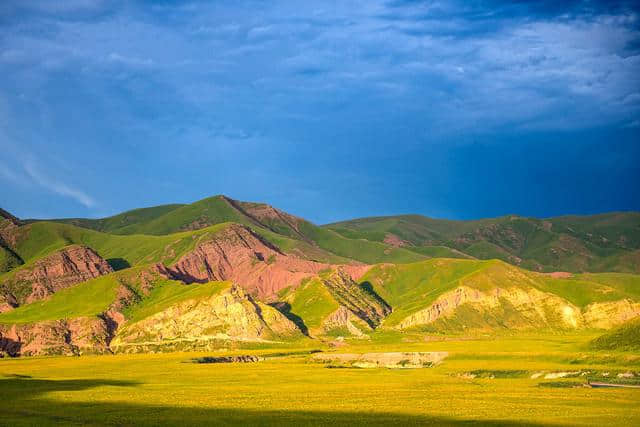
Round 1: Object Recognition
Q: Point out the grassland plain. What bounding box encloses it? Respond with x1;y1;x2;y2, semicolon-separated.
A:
1;333;639;426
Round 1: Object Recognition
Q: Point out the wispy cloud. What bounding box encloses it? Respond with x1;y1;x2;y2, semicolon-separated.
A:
23;162;96;208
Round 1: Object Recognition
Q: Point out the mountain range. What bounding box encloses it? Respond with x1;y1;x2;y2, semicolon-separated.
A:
1;195;639;357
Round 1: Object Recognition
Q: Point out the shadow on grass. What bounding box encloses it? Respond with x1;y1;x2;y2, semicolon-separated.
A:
106;257;131;271
269;301;310;336
0;376;545;426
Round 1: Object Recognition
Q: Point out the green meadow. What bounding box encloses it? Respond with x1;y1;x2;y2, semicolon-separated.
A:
1;333;639;426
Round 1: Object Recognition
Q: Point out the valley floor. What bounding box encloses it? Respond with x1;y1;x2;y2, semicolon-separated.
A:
1;333;639;426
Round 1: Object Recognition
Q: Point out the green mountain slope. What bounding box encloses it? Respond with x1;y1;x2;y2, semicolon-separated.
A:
43;196;426;265
280;268;390;337
590;317;640;351
360;259;640;331
325;212;640;273
0;246;21;274
47;204;185;233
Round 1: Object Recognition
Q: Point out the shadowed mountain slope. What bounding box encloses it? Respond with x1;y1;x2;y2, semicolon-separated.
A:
325;212;640;273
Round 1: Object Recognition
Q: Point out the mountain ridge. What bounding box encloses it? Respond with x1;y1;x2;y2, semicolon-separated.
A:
15;195;639;274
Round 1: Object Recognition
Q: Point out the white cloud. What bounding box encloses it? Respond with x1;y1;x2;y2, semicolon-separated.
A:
23;162;96;208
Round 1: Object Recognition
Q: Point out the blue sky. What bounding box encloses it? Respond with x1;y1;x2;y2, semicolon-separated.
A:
1;0;639;223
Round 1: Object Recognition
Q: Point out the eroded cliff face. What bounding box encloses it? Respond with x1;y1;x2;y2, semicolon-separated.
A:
396;285;640;331
0;316;113;357
111;285;303;352
0;245;113;311
228;197;308;241
320;269;391;331
322;306;370;337
582;299;640;329
162;224;367;299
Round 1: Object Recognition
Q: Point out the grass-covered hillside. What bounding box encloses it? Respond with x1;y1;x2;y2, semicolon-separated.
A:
590;316;640;351
39;196;427;265
360;258;640;331
325;212;640;273
29;195;640;271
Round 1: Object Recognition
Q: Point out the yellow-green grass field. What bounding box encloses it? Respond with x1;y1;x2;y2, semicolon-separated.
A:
1;333;639;426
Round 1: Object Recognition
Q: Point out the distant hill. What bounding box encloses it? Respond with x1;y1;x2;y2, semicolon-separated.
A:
32;196;640;273
39;196;427;265
325;212;640;273
590;317;640;351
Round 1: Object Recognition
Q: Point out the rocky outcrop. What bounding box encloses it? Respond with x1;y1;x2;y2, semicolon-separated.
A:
0;245;113;309
312;352;448;368
111;284;303;352
323;306;369;337
396;285;640;331
161;224;366;299
0;316;113;357
582;299;640;329
0;272;174;357
320;269;391;330
0;209;22;248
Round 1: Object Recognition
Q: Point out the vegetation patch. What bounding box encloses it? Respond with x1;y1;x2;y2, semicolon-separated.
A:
459;370;530;379
192;355;262;364
539;381;586;388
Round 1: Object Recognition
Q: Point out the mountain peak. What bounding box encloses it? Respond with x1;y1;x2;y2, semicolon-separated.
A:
0;208;21;225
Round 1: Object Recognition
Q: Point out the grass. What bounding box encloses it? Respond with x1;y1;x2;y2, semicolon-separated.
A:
360;258;494;325
5;221;210;267
590;317;640;351
0;273;120;324
40;195;427;265
360;258;640;327
123;280;231;324
0;266;232;326
49;204;185;234
0;245;22;274
1;334;639;426
325;212;640;273
283;278;340;332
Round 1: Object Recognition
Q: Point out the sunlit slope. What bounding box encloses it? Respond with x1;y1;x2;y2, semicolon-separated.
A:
360;259;640;330
2;221;236;269
47;204;185;233
0;272;128;324
0;269;305;356
590;316;640;351
45;195;426;264
2;219;351;274
280;268;390;337
326;212;640;272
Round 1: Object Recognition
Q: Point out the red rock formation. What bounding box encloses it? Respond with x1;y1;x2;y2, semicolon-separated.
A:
162;224;369;299
0;317;113;357
1;245;113;307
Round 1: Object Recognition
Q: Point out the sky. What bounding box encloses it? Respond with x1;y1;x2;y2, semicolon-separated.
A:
0;0;639;224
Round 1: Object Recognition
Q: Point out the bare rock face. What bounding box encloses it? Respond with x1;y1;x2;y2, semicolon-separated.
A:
229;197;308;240
0;245;113;309
111;284;303;352
320;268;391;330
163;224;349;299
0;209;22;248
0;316;113;357
395;285;640;331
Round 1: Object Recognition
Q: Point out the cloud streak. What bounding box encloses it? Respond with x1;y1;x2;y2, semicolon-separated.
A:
23;162;96;208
